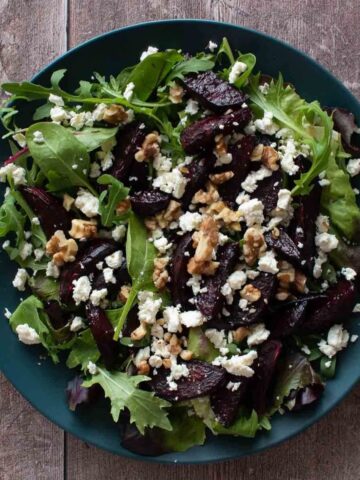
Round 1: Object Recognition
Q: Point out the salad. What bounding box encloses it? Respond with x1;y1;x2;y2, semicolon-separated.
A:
1;38;360;455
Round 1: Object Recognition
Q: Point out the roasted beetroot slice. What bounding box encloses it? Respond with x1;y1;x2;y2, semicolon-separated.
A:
85;303;119;369
251;340;283;414
197;242;240;320
181;155;215;208
126;160;149;191
251;170;283;216
180;108;252;154
92;261;130;301
151;360;226;401
19;186;72;238
59;239;117;304
228;273;277;328
170;233;195;309
218;135;255;206
181;71;247;112
299;279;356;334
269;301;308;338
265;228;302;267
44;300;69;330
130;190;170;217
210;375;249;427
109;123;147;182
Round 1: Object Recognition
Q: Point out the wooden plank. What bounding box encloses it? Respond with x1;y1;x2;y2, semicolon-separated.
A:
0;1;67;479
66;1;360;477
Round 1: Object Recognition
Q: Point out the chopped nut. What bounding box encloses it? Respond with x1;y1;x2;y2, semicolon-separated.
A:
46;230;78;266
271;227;280;239
180;350;193;361
118;285;131;303
277;264;296;288
162;358;172;369
131;322;147;341
137;360;150;375
102;104;128;124
294;270;307;293
250;144;264;161
192;182;220;205
69;219;97;239
262;146;279;171
169;334;182;355
243;226;266;266
204;200;241;231
169;84;184;104
214;134;228;157
240;284;261;302
63;193;75;211
164;332;172;342
233;326;250;343
145;200;182;230
188;216;219;276
275;289;290;301
116;198;131;215
209;171;235;185
153;257;170;289
134;132;161;162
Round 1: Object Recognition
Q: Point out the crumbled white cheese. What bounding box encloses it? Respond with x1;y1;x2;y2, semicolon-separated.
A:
70;316;86;332
15;324;41;345
254;111;279;135
179;211;203;232
227;270;247;290
0;164;27;185
205;328;226;349
351;334;359;343
214;151;233;166
12;268;29;291
89;162;101;178
207;40;218;52
91;103;107;121
153;153;172;173
4;307;12;319
185;99;199;116
278;138;300;175
180;310;206;328
19;242;33;260
341;267;357;281
149;354;163;368
258;250;279;274
153;167;188;199
72;276;92;305
105;250;123;269
228;61;247;84
151;338;170;358
313;251;327;279
241;166;272;193
315;232;339;253
87;361;98;375
50;106;70;123
123;82;135;101
301;345;311;355
33;130;45;143
186;275;202;295
318;324;349;358
319;178;330;187
46;260;60;278
138;291;162;324
238;198;264;226
259;83;270;94
112;225;126;242
69;112;89;130
163;306;182;333
34;248;45;261
227;381;241;392
103;267;116;284
153;236;172;254
347;158;360;177
353;303;360;313
247;323;270;346
213;350;258;377
49;93;64;106
75;189;99;218
140;46;159;61
316;214;330;233
90;288;108;306
277;189;292;210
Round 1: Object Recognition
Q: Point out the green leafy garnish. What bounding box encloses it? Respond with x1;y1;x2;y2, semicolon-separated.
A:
165;55;215;83
188;327;219;362
98;174;129;227
73;127;119;152
82;367;171;433
66;329;100;371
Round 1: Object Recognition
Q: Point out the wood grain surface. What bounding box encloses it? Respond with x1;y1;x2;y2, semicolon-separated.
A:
1;1;360;479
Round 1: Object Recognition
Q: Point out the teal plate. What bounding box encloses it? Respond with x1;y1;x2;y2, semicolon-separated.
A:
1;19;360;464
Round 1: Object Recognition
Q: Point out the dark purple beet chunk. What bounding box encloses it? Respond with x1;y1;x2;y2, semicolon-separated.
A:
85;303;119;369
181;71;247;112
180;108;252;154
109;122;147;183
197;242;240;320
299;279;356;334
251;340;282;414
19;186;72;239
218;135;255;206
169;233;195;309
126;160;149;191
44;300;69;330
251;170;283;216
210;374;249;427
229;273;277;328
181;155;215;208
92;261;130;301
269;301;308;338
130;190;170;217
151;360;226;401
59;239;117;304
265;228;302;267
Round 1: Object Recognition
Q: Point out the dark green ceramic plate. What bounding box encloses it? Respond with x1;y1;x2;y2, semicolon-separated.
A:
1;19;360;464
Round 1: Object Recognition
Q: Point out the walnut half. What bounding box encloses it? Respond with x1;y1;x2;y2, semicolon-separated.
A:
69;219;97;239
134;132;161;162
153;257;170;289
187;216;219;275
243;226;266;266
46;230;78;266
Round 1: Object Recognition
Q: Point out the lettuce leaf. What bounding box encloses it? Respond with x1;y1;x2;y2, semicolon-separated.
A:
97;174;129;227
66;329;100;371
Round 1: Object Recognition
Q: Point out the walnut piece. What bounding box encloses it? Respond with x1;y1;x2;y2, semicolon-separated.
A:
192;181;220;205
46;230;78;266
131;321;147;341
134;132;161;162
169;334;182;355
102;104;129;125
233;326;250;343
116;198;131;215
137;360;150;375
63;193;75;211
240;284;262;302
262;146;279;171
294;270;307;293
145;200;182;230
153;257;170;289
118;285;131;303
275;261;303;300
187;216;219;275
250;144;264;161
214;134;228;157
204;200;241;231
162;358;172;369
243;226;266;266
169;84;185;104
180;350;193;361
69;219;97;239
209;171;235;185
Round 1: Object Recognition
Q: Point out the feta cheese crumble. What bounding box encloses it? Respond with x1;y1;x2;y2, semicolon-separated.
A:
179;211;203;232
70;316;86;332
213;351;258;377
123;82;135;101
180;310;206;328
15;324;41;345
90;288;108;306
254;111;279;135
258;250;279;274
241;166;272;193
138;291;162;324
341;267;357;281
207;40;218;52
33;130;45;144
105;250;123;269
247;323;270;346
318;324;349;358
87;361;98;375
72;276;92;305
75;189;99;218
140;46;159;61
238;198;265;226
12;268;29;291
347;158;360;177
153;167;188;199
228;61;247;84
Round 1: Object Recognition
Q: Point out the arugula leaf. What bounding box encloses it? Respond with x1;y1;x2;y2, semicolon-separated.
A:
9;295;59;362
113;213;156;340
28;273;59;301
229;53;256;88
82;367;171;433
216;37;235;65
247;74;333;195
73;127;118;152
165;55;215;82
26;122;95;193
98;174;129;227
66;329;100;371
0;194;26;243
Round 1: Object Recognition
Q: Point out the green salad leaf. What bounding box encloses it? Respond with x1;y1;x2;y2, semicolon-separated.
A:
113;212;156;340
98;174;130;227
26;122;95;193
66;329;100;371
165;55;215;82
28;273;60;301
82;367;171;433
212;408;261;438
73;127;119;152
188;327;219;362
0;194;26;243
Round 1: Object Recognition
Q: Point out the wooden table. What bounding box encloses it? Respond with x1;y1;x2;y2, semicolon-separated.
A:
1;1;360;478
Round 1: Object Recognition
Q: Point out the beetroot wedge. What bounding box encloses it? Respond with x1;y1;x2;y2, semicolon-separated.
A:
181;155;215;208
130;190;171;217
169;233;195;309
210;374;249;427
251;170;283;216
265;228;302;267
151;360;226;401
